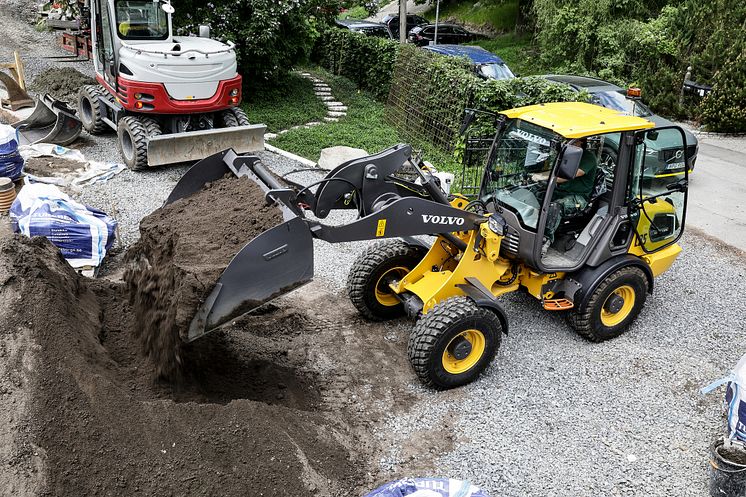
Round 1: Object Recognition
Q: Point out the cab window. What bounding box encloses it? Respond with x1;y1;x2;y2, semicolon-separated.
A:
115;0;169;40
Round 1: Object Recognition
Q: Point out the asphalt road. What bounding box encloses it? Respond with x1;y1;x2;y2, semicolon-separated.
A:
687;137;746;252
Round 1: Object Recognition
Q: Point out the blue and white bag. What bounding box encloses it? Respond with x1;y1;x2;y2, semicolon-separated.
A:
702;353;746;443
363;478;490;497
0;124;24;180
10;183;117;268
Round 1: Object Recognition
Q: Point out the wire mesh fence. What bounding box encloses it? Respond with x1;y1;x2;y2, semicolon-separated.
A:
385;45;478;154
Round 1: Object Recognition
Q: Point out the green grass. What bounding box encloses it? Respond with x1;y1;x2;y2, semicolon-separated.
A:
424;0;519;33
338;5;369;20
243;72;328;133
269;68;461;173
470;33;546;76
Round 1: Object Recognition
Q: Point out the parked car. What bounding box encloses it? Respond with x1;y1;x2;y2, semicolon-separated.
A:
423;45;515;80
334;19;393;39
542;74;698;177
381;13;428;39
408;24;482;46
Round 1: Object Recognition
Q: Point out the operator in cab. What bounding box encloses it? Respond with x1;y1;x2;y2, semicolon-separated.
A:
542;137;598;253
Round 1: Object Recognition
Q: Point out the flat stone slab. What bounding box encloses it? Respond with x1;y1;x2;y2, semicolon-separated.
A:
324;101;344;107
328;106;348;112
323;117;339;122
319;95;335;101
264;132;278;140
318;146;369;169
327;111;347;117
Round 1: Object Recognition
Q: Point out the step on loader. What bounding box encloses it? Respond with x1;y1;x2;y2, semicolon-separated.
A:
162;102;690;390
73;0;264;169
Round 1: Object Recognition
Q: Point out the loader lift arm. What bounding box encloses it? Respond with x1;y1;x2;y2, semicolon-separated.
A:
166;145;492;341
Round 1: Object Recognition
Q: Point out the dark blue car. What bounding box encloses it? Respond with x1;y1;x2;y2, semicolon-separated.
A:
422;44;515;81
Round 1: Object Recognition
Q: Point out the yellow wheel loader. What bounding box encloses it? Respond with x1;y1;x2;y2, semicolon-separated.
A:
162;102;690;389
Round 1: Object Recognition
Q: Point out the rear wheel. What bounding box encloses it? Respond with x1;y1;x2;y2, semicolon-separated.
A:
408;297;502;389
568;266;648;342
78;85;109;134
218;107;250;127
346;240;425;320
117;116;162;171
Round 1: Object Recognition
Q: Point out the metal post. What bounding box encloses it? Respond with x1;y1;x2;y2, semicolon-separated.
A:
399;0;407;43
680;65;692;106
434;0;440;45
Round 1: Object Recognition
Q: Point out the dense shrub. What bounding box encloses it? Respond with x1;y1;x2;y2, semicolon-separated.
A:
174;0;339;86
386;45;588;152
700;48;746;133
312;27;400;99
531;0;746;130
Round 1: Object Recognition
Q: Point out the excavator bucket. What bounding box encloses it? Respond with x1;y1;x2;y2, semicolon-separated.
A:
12;94;82;146
146;124;266;167
165;149;314;342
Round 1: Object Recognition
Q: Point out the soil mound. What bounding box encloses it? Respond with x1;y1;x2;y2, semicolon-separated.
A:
124;176;282;378
0;235;364;496
30;67;95;106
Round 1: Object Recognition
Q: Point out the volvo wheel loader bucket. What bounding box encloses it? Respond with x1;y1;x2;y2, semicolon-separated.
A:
146;124;266;167
165;149;314;342
12;94;82;146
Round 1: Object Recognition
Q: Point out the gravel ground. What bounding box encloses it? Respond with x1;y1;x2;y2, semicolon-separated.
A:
3;6;743;496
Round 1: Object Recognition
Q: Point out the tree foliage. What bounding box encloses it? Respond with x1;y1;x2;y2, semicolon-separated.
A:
531;0;746;130
174;0;341;86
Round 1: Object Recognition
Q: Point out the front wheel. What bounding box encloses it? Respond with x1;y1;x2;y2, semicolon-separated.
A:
117;116;162;171
217;107;250;127
408;297;502;389
568;266;648;342
346;240;425;321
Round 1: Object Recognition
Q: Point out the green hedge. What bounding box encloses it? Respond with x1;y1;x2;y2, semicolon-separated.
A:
312;27;400;100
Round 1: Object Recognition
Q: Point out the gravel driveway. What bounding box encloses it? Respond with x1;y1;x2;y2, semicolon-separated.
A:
3;5;743;495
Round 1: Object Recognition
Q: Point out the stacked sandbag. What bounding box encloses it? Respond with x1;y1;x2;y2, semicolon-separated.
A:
0;124;24;180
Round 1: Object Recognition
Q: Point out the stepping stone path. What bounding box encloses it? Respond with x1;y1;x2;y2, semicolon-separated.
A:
264;72;347;141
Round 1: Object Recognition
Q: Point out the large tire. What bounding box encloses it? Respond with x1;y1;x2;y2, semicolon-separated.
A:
408;297;502;389
346;240;425;321
78;85;109;134
117;116;162;171
218;107;250;127
568;266;648;342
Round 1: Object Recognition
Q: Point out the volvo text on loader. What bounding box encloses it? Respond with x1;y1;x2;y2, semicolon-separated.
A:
76;0;264;169
159;102;690;389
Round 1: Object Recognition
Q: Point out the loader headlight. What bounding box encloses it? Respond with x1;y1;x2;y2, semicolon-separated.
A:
229;89;239;96
487;214;505;236
134;92;143;100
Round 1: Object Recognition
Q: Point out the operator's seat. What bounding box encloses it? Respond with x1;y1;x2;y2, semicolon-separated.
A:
555;167;608;240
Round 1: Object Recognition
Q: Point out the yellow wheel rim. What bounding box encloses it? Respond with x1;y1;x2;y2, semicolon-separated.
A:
600;285;636;327
374;266;409;306
442;329;486;374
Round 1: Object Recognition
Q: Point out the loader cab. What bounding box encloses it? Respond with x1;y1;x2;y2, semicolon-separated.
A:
477;102;688;272
91;0;174;84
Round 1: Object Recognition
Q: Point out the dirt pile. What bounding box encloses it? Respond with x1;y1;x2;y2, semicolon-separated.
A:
0;234;366;496
30;67;95;106
124;176;283;378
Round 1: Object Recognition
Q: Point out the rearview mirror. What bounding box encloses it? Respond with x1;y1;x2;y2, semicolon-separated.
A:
459;109;477;135
557;144;583;180
161;0;175;14
646;129;659;141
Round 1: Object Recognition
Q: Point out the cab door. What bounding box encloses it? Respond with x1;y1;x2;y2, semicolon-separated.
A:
628;126;689;252
93;0;117;85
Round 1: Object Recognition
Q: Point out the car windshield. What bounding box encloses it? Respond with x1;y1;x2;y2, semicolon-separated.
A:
483;120;560;229
478;63;515;80
115;0;169;40
592;90;653;117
